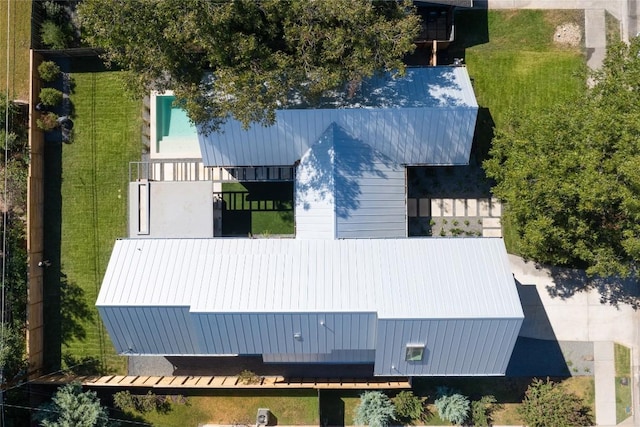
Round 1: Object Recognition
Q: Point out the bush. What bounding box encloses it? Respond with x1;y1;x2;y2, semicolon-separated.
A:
238;369;261;385
393;390;425;422
519;378;593;427
42;0;64;22
471;395;497;427
38;61;61;82
434;388;470;425
40;20;70;49
36;112;59;131
354;391;395;427
39;88;63;106
113;390;135;412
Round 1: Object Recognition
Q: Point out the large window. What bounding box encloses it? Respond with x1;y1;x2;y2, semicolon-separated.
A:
405;344;425;361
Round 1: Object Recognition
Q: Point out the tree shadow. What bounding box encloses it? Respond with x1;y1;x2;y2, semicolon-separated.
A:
59;274;95;344
296;123;397;220
547;266;640;309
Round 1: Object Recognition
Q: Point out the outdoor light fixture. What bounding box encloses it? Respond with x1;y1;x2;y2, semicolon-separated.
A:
293;332;302;341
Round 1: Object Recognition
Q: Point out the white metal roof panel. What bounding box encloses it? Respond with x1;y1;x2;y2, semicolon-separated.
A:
98;238;523;320
295;123;406;239
198;67;477;167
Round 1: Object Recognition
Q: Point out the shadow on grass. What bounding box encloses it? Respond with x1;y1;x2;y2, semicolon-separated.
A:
42;134;95;373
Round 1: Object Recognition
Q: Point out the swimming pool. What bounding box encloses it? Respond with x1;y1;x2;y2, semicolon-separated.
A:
150;93;201;159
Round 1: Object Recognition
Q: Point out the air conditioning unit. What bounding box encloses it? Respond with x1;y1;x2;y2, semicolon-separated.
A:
256;408;270;427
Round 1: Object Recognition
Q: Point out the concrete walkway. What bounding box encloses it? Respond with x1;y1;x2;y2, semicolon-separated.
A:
585;8;607;71
510;255;639;426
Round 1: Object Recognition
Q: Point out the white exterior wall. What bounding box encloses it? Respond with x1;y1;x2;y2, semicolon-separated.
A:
374;318;523;376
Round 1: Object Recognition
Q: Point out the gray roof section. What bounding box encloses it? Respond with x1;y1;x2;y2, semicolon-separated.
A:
98;238;523;320
198;67;478;167
295;123;406;239
128;181;214;238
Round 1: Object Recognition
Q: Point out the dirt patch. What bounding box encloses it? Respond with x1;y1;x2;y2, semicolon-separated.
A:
554;23;582;46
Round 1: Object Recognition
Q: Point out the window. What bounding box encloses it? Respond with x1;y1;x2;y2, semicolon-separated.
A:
405;345;425;361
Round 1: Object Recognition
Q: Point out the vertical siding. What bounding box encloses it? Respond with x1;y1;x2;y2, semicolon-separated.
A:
374;318;523;376
263;350;376;364
193;312;377;356
98;306;200;355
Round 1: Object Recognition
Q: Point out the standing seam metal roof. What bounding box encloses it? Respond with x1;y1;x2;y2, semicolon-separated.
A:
98;238;523;320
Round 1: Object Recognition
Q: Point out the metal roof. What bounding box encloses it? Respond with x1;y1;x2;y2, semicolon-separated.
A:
295;123;406;239
98;238;523;320
198;67;478;167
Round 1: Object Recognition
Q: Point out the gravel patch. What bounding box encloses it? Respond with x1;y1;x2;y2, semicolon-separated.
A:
554;23;582;46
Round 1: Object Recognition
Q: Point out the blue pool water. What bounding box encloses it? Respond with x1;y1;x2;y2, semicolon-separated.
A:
156;96;197;143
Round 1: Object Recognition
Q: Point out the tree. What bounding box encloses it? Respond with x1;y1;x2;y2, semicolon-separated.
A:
354;390;395;427
518;378;593;427
434;387;469;425
484;37;640;278
393;390;426;423
78;0;420;132
36;382;117;427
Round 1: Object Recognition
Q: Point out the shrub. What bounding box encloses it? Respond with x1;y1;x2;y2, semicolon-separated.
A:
238;369;261;385
36;112;59;131
519;378;593;427
39;88;63;106
354;391;395;427
135;391;157;413
113;390;135;412
470;395;497;427
393;390;425;422
40;20;70;49
42;0;64;21
434;388;469;425
38;61;61;82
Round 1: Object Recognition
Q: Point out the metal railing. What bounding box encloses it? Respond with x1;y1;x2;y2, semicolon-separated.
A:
129;160;295;183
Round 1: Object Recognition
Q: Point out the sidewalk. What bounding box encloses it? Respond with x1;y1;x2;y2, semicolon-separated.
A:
510;255;639;426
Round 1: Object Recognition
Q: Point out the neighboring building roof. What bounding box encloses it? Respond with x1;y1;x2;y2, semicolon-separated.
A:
198;66;478;167
295;123;406;239
97;238;522;320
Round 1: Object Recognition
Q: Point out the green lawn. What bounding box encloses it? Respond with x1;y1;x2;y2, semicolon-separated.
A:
221;181;294;236
116;391;319;426
0;0;32;100
43;70;141;374
615;343;632;423
450;9;586;253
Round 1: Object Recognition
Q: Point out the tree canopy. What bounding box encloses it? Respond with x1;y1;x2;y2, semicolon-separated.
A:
36;382;116;427
78;0;421;132
484;37;640;278
518;378;593;427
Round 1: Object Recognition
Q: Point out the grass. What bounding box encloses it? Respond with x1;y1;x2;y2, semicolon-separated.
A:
43;70;141;374
0;0;32;100
615;343;632;423
117;391;319;426
221;181;294;236
449;9;586;253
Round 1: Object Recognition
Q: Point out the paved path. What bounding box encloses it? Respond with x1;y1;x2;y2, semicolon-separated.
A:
585;8;607;71
510;255;640;426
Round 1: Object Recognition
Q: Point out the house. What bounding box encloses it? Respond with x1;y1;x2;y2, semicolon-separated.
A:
97;238;522;377
97;65;524;377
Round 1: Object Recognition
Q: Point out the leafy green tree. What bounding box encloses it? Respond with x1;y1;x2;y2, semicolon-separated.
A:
470;395;497;427
484;37;640;278
434;388;469;425
40;20;71;49
78;0;420;132
354;390;395;427
518;378;593;427
393;390;425;423
36;382;117;427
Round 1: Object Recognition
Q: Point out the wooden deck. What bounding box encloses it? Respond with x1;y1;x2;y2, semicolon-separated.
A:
34;374;411;390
